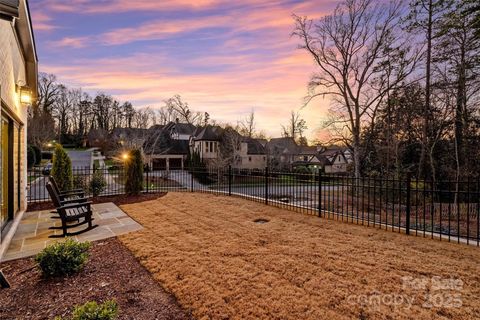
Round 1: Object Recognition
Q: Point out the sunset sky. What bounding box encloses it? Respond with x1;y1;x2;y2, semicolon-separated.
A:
30;0;338;139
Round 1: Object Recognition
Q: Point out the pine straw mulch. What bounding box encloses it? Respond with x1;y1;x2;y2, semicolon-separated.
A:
0;237;192;320
118;192;480;320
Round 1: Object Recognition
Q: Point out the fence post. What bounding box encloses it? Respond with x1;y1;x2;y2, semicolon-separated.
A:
265;166;269;205
190;165;194;192
318;170;322;217
405;172;411;235
146;168;149;193
228;165;232;196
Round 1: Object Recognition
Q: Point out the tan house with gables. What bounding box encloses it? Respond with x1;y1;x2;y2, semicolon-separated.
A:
0;0;38;258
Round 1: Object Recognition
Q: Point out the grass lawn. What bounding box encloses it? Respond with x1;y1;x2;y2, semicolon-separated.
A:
119;193;480;320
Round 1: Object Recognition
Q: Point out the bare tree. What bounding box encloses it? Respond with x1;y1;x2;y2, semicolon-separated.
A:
281;110;307;142
239;110;256;138
293;0;419;178
165;95;202;125
35;73;59;114
216;125;242;168
132;107;156;129
51;84;74;143
28;73;57;146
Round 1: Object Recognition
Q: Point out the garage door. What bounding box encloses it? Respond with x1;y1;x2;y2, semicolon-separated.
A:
152;158;167;171
169;158;182;170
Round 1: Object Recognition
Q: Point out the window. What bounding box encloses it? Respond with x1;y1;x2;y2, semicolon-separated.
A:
249;157;252;162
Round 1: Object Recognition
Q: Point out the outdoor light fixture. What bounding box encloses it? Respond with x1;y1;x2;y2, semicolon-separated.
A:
122;153;129;160
16;83;32;104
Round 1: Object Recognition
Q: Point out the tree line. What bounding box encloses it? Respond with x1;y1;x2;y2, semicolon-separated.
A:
28;73;310;150
294;0;480;182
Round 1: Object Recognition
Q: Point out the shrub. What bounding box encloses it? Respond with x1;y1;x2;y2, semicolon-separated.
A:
27;145;36;168
186;151;212;184
35;239;91;277
51;144;73;190
73;174;87;190
89;169;106;197
31;145;42;165
124;149;144;195
71;300;119;320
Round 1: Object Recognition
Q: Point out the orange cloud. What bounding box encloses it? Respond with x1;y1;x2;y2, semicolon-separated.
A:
41;48;330;139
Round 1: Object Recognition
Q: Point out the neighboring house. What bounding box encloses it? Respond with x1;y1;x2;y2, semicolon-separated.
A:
232;138;267;170
143;121;197;170
0;0;38;257
320;147;350;174
292;146;329;171
144;122;267;170
144;133;189;170
190;125;221;162
266;137;299;170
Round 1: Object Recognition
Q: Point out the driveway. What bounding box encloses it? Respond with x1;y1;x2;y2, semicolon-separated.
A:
66;150;92;169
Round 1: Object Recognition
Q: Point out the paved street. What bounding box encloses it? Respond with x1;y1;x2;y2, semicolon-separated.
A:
28;167;339;206
28;150;93;201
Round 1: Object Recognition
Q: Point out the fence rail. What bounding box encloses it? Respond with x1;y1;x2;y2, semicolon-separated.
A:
27;166;480;245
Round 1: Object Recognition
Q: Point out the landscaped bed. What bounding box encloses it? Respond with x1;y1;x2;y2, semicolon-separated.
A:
0;237;191;320
118;192;480;320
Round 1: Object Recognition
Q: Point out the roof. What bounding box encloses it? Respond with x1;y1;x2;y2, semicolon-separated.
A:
244;138;266;155
0;0;19;18
148;124;165;132
266;137;298;154
171;122;196;135
194;125;222;141
256;138;268;146
143;130;190;155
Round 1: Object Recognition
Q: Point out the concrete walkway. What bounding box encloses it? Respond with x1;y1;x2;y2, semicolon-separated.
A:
1;203;143;262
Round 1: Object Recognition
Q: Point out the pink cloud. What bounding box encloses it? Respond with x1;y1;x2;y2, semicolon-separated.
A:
40;49;329;139
36;0;225;14
30;11;57;32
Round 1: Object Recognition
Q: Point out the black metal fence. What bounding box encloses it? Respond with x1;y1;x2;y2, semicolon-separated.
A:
27;166;480;245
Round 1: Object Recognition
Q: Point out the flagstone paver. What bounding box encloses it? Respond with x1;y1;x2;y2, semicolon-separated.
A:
1;202;142;262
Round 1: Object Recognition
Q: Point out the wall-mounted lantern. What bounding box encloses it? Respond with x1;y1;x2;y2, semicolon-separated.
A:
16;84;33;104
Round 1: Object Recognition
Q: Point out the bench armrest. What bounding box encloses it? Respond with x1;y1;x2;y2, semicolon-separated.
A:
58;201;92;210
59;189;84;195
60;197;89;204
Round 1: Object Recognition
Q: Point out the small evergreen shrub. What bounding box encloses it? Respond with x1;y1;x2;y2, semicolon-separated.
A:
89;169;107;197
71;300;119;320
51;144;73;190
186;151;212;184
73;174;87;190
31;145;42;165
124;149;144;195
27;145;36;168
35;239;91;277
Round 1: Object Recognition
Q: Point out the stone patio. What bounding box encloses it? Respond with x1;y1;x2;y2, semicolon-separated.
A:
1;203;143;262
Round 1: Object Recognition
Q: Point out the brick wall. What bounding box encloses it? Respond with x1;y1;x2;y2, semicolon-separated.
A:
0;18;29;214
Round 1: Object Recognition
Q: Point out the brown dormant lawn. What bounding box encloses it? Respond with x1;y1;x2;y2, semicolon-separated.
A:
119;193;480;320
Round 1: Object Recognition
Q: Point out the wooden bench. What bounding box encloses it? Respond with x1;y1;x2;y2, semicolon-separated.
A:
46;183;98;238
